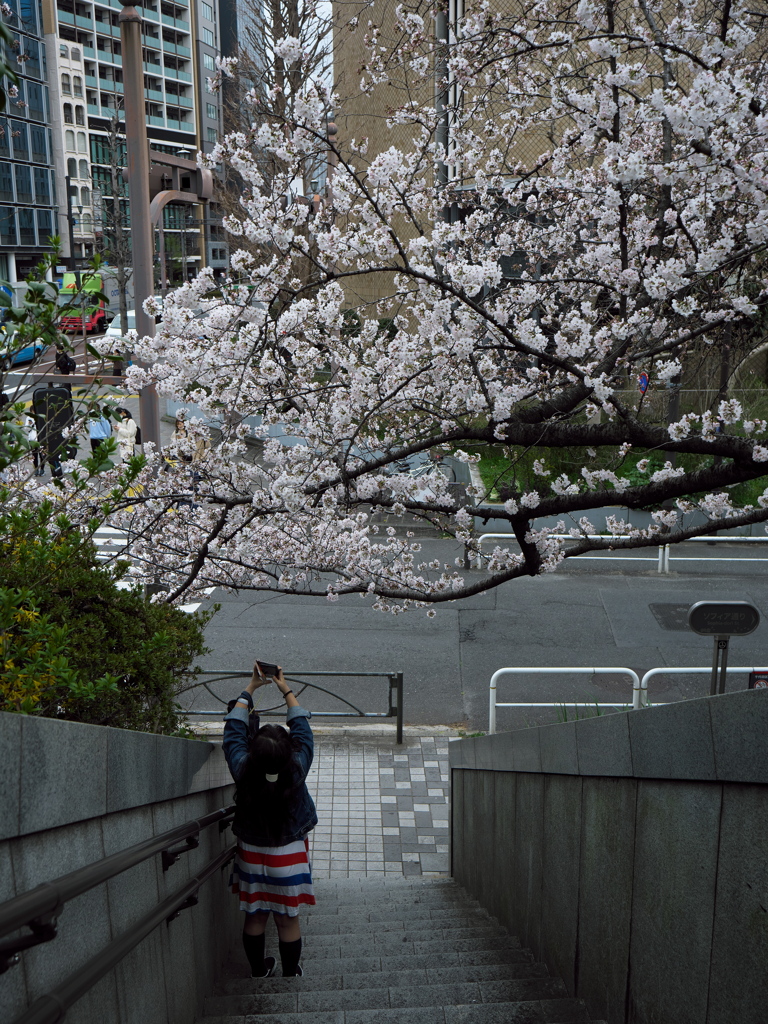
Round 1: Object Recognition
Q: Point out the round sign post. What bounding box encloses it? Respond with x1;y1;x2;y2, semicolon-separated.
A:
687;601;761;695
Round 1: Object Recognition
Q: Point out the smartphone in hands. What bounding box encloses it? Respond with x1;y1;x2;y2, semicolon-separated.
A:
256;661;280;679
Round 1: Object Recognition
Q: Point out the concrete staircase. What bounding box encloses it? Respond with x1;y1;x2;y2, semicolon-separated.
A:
199;877;606;1024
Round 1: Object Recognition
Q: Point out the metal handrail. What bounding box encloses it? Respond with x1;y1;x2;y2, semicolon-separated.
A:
0;804;235;971
639;666;765;701
185;670;405;743
475;532;768;574
11;844;235;1024
489;666;642;734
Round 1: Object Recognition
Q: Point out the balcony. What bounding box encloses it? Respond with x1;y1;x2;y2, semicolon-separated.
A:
85;74;97;87
87;103;100;115
178;94;192;108
83;44;95;58
75;13;92;27
166;117;194;132
57;9;75;25
161;14;188;30
147;115;165;127
146;88;164;101
163;66;191;82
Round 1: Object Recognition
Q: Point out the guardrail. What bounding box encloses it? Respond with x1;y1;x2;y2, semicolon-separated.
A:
489;666;642;734
475;533;768;574
638;666;765;703
186;669;405;744
489;664;768;732
1;805;235;1022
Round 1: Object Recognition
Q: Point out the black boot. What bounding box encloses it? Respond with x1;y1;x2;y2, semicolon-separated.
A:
243;931;276;978
279;937;302;977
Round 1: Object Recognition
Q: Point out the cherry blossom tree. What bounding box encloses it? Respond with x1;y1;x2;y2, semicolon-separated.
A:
90;0;768;610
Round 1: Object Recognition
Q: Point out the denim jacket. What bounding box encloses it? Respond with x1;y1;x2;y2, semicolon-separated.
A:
223;692;318;846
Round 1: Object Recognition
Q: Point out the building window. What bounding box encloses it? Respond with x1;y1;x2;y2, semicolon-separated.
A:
73;76;83;97
67;157;78;178
61;73;71;95
34;167;51;203
0;163;13;202
82;212;92;231
75;105;85;125
37;209;53;243
64;103;73;123
0;207;16;245
207;126;217;143
11;122;29;160
203;52;214;70
60;43;69;58
77;131;86;153
81;186;90;205
27;82;45;121
79;159;89;179
71;47;80;61
202;27;214;45
18;208;36;246
201;2;214;19
30;124;47;163
66;129;76;151
206;102;216;120
15;164;33;204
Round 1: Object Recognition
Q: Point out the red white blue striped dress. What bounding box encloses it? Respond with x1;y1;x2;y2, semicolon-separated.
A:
230;836;316;916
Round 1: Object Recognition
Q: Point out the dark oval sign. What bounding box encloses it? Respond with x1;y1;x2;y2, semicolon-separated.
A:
687;601;760;637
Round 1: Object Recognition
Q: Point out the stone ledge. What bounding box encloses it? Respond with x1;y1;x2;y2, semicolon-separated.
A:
0;712;231;839
449;688;768;783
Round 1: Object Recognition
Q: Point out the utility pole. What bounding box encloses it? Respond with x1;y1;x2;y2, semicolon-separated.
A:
119;2;161;448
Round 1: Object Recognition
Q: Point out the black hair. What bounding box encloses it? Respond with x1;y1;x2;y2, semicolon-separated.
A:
235;724;303;844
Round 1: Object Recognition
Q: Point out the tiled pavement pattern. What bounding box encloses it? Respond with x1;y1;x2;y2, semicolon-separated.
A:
200;878;608;1024
305;729;452;879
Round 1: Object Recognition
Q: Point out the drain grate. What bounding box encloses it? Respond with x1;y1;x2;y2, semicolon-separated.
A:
649;602;691;631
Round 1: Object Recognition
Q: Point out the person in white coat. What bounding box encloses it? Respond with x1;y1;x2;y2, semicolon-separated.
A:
114;407;137;463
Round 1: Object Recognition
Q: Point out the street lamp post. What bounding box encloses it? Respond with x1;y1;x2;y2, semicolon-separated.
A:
119;2;161;448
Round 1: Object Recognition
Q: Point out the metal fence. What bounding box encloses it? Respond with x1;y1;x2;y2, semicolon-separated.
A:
185;669;405;744
475;533;768;574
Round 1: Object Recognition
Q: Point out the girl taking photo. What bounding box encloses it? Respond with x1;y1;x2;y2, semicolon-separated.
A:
223;662;317;978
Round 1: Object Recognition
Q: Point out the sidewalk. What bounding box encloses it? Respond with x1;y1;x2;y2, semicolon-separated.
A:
305;727;454;879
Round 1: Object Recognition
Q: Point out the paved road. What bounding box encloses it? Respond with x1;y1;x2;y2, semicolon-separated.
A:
187;537;768;731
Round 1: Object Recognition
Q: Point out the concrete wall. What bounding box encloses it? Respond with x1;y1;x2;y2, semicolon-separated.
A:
450;689;768;1024
0;712;240;1024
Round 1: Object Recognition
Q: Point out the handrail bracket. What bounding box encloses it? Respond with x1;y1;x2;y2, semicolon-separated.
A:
165;893;199;924
0;908;61;975
162;833;200;872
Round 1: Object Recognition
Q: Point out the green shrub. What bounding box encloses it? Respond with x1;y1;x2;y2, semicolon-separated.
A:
0;505;215;733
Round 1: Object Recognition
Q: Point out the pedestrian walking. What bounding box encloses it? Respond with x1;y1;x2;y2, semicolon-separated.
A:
114;407;137;462
89;407;112;453
223;662;317;979
22;411;43;475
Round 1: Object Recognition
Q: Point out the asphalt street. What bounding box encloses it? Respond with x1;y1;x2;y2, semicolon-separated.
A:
188;538;768;732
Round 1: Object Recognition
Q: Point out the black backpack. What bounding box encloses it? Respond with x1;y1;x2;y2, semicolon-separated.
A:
135;425;142;445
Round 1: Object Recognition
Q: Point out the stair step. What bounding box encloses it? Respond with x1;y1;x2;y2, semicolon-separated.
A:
284;936;522;961
219;962;550;996
198;997;592;1023
298;917;498;936
295;927;507;948
221;946;538;984
204;978;569;1016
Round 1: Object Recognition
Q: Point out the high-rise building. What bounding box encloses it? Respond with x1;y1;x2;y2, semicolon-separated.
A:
0;0;58;292
41;0;224;279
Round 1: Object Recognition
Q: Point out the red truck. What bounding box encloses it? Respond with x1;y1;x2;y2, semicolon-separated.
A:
58;273;109;334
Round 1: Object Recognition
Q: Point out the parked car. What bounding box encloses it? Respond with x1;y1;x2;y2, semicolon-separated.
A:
0;326;48;372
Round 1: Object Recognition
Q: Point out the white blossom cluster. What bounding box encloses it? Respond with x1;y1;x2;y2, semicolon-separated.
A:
37;1;768;608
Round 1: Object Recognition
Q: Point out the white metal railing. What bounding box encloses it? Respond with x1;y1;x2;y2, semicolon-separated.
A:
638;666;764;703
489;664;767;733
475;533;768;574
488;666;642;734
